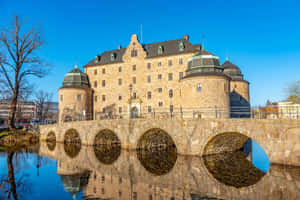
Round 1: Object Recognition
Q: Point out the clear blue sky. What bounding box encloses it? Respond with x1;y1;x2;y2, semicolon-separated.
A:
1;0;300;106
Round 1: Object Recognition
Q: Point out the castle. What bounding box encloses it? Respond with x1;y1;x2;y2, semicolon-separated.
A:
58;34;249;123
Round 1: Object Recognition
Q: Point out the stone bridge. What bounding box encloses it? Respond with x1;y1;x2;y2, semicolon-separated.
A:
39;143;300;200
39;118;300;166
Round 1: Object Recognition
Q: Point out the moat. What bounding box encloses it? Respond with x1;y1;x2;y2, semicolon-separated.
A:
1;138;300;200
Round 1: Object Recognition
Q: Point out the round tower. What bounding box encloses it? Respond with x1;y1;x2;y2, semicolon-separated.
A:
58;65;92;123
180;50;230;119
222;60;250;118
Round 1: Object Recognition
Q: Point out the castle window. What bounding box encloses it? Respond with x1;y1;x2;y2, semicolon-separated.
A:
158;101;163;107
133;92;137;99
118;78;122;85
119;66;122;72
119;107;122;113
110;53;116;61
147;91;152;99
179;58;183;65
133;77;136;84
148;106;152;113
102;176;105;183
95;96;97;102
149;195;153;200
94;69;97;75
102;95;106;101
118;95;122;100
168;73;173;81
77;94;81;101
119;177;122;184
179;41;185;52
169;89;173;98
131;49;137;57
132;65;136;71
158;45;164;55
102;68;105;74
119;191;122;197
102;108;106;113
158;74;162;79
102;80;106;87
101;188;105;194
147;75;151;83
179;72;183;80
197;83;202;92
158;88;162;93
157;62;162;67
168;60;172;66
170;105;174;112
60;95;63;101
147;63;151;69
94;81;97;88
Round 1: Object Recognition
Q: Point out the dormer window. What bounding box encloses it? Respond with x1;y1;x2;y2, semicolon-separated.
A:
110;53;116;61
158;45;164;55
131;49;138;57
179;41;185;52
95;55;100;63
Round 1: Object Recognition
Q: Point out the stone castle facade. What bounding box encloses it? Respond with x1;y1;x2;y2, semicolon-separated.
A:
58;34;249;122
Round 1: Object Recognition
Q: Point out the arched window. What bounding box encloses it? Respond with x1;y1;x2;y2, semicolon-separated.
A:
158;45;164;55
179;41;185;52
197;83;202;92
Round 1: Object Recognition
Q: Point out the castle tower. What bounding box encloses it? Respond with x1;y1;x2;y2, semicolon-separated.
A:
58;65;93;123
180;49;230;118
222;60;250;118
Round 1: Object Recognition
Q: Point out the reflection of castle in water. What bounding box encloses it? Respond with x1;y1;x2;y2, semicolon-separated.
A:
41;143;300;200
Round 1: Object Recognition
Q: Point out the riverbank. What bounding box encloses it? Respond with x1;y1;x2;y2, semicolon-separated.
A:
0;129;39;148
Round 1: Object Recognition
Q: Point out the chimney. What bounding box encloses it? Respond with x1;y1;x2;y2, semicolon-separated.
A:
183;35;189;40
118;45;122;50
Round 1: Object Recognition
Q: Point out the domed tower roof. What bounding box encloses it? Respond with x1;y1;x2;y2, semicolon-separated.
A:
184;49;229;79
222;60;244;81
62;65;90;89
60;172;90;200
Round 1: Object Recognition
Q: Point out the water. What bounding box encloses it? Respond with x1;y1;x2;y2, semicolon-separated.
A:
0;141;299;200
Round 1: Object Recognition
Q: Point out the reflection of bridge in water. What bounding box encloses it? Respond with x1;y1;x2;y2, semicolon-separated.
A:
39;143;300;200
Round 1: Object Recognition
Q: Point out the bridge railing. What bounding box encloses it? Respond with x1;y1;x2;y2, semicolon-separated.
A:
60;105;300;123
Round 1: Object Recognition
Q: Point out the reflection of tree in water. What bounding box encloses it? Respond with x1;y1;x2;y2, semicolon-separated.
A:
203;151;266;188
137;148;177;176
190;194;224;200
64;143;81;158
0;151;32;200
93;129;121;164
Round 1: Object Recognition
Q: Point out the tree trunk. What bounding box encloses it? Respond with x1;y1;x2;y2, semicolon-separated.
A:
8;89;18;130
7;151;18;200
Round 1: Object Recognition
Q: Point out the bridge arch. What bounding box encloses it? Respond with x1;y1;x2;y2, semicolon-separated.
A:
64;128;81;144
93;129;121;146
137;128;177;150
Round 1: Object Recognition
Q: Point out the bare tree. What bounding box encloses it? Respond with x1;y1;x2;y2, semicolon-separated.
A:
0;15;46;130
35;90;53;122
286;80;300;104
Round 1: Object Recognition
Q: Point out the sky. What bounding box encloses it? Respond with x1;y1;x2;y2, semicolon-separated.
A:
0;0;300;106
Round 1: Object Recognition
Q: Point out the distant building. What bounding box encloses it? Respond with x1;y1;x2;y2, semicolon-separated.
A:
0;99;58;127
58;34;250;123
278;101;300;120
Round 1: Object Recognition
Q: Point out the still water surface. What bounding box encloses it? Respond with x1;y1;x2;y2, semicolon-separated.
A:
0;140;299;200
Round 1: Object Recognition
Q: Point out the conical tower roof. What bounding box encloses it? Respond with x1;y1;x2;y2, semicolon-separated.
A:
222;60;244;80
62;65;90;89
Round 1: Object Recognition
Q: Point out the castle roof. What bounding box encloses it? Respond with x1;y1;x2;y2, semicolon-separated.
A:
84;38;201;67
61;66;90;89
222;60;244;81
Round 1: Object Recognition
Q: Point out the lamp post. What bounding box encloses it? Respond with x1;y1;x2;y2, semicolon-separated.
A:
129;84;133;119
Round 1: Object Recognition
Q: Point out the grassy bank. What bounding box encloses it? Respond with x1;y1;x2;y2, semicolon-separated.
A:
0;129;39;147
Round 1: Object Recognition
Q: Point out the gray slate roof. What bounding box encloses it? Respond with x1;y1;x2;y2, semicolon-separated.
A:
84;38;201;67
